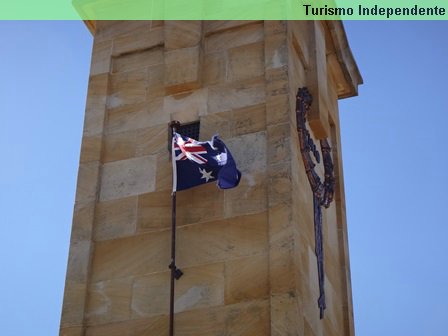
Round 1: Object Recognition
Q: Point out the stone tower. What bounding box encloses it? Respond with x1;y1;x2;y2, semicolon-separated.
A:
60;20;362;336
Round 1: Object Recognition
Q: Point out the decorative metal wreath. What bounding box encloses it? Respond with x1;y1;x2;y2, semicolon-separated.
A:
295;87;336;319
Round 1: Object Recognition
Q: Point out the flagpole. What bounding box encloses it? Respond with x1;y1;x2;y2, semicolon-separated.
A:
169;121;181;336
169;189;176;336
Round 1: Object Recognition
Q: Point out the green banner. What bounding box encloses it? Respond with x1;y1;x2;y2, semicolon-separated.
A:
0;0;446;20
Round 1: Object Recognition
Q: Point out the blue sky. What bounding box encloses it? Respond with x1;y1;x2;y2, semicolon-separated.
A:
0;21;447;336
0;21;91;335
340;21;448;335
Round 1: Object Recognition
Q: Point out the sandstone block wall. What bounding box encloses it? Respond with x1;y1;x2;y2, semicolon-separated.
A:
60;20;361;336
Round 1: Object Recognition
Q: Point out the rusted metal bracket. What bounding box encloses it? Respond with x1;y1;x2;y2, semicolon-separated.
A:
296;87;336;319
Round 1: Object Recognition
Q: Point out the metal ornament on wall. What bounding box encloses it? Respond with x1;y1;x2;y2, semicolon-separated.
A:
295;87;336;319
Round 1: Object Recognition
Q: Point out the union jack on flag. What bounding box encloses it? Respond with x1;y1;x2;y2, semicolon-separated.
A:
172;132;241;192
173;135;209;165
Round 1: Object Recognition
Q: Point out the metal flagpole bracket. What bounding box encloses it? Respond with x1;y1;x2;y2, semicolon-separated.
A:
169;261;184;280
168;120;182;154
169;120;181;131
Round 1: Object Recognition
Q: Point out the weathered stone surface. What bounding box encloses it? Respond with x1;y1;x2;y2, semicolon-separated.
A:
326;76;340;128
147;97;170;127
86;277;133;325
71;203;94;242
85;317;168;336
205;22;264;53
112;25;163;56
288;41;307;94
108;70;146;110
208;77;265;114
199;111;232;140
268;162;292;207
106;103;151;134
147;64;165;100
266;94;289;126
265;33;288;71
65;240;92;282
137;190;171;232
177;212;268;267
267;122;291;165
100;156;157;202
175;299;270;336
83;74;108;137
95;21;157;43
75;162;100;205
106;68;156;133
323;278;345;335
174;305;225;336
174;263;225;313
233;103;266;136
60;281;87;327
325;202;340;256
304;245;323;334
164;88;208;123
269;203;296;294
268;202;292;249
60;327;84;336
307;21;330;139
204;21;256;35
225;254;269;304
86;322;132;336
176;182;224;225
293;200;315;250
271;292;303;336
328;52;351;102
154;151;172;191
90;39;112;76
164;46;202;94
323;245;344;304
103;130;137;162
165;21;202;50
112;47;163;73
94;196;137;241
289;21;311;69
264;20;286;36
222;299;270;336
135;124;167;157
227;131;267;174
91;230;170;281
200;103;265;140
133;315;168;336
80;135;102;164
304;317;317;336
203;51;226;86
131;263;224;318
131;272;169;318
224;172;267;218
266;66;289;98
228;42;264;82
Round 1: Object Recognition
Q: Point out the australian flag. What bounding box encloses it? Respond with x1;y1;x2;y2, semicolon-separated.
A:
172;132;241;192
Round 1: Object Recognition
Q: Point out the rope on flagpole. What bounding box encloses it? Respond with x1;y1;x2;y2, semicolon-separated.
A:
168;120;182;336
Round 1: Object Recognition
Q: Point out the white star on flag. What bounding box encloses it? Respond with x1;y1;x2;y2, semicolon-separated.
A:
199;168;213;182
